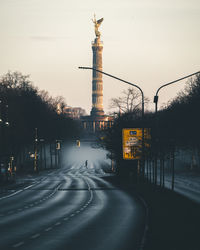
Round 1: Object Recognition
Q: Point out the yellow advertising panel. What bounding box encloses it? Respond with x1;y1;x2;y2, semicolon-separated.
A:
122;128;150;160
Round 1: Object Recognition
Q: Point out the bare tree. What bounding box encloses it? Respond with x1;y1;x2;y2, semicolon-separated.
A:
109;88;149;114
52;96;67;114
39;91;67;113
0;71;33;90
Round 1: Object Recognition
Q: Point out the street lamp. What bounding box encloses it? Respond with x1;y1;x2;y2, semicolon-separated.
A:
79;66;145;178
56;140;62;168
154;71;200;114
79;67;144;119
153;70;200;189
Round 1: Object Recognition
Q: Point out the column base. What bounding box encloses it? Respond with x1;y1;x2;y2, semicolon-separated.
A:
90;108;104;117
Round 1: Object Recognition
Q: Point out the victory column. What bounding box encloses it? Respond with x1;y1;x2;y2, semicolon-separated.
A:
81;15;113;133
91;15;104;116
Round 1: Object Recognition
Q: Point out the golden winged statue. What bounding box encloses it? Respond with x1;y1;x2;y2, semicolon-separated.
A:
92;14;104;38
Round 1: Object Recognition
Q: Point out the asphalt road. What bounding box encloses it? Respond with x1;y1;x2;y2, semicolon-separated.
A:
0;143;147;250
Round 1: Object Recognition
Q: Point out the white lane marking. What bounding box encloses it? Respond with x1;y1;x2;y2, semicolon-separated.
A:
0;183;36;201
64;217;69;221
23;183;35;190
0;190;22;201
13;241;24;248
18;208;22;211
55;222;61;226
45;227;52;232
70;214;74;217
31;233;40;239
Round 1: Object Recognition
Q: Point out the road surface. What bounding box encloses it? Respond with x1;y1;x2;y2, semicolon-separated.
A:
0;142;147;250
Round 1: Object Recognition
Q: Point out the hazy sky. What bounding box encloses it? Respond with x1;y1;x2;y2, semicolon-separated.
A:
0;0;199;114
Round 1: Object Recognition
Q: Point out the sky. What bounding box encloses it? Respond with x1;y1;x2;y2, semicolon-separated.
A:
0;0;199;114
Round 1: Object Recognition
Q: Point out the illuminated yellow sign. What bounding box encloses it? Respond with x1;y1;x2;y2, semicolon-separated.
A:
122;128;150;160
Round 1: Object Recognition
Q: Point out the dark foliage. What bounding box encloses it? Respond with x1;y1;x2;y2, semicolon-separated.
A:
0;71;80;163
102;74;200;168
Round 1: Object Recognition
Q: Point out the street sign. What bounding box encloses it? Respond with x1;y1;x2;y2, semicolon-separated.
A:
122;128;150;160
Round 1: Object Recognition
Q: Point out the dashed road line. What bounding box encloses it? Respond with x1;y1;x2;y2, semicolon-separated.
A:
55;222;61;226
5;185;62;216
31;233;40;239
11;177;94;248
13;241;24;248
45;227;52;232
23;183;35;190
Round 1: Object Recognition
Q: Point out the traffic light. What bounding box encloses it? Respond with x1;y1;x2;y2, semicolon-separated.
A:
76;140;80;147
56;142;61;150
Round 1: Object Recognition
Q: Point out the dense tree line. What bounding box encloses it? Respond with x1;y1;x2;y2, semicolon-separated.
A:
0;71;80;168
102;74;200;173
154;74;200;158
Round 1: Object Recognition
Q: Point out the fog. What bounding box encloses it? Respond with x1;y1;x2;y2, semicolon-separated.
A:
61;141;111;171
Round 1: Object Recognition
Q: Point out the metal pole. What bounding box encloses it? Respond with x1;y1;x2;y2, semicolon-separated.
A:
153;159;155;183
154;158;157;185
159;158;162;187
149;160;152;183
44;143;47;169
40;142;43;170
162;157;165;188
34;128;38;173
50;143;53;169
171;148;175;191
55;142;57;168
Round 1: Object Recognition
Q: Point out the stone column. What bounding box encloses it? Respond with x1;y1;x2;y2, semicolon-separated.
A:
90;37;104;117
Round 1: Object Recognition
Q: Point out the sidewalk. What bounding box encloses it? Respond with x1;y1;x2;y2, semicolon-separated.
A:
104;175;200;250
135;184;200;250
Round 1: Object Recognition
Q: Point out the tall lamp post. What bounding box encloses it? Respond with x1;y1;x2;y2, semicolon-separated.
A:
79;66;145;178
79;67;144;118
154;71;200;115
34;128;38;173
153;71;200;189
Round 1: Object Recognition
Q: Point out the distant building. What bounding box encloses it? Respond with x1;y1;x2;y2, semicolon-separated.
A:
63;106;86;120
